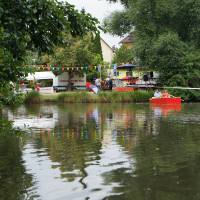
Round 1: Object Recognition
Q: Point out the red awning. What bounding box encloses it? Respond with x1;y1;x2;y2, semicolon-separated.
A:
122;76;138;81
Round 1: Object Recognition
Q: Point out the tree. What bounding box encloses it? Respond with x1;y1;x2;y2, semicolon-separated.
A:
104;10;132;36
41;33;99;90
104;0;200;91
0;0;104;135
87;54;108;83
92;34;103;60
112;44;134;64
0;0;103;102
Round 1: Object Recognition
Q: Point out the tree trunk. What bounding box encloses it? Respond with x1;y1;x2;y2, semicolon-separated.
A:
68;71;73;91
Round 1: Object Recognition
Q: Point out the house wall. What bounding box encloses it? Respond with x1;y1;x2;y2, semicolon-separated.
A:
110;68;159;86
124;43;133;49
100;39;113;63
111;69;141;80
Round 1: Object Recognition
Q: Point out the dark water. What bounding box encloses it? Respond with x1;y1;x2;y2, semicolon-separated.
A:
1;103;200;200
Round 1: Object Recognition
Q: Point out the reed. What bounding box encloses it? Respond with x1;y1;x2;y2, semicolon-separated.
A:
98;90;154;103
23;90;41;104
57;90;154;103
57;91;98;103
98;92;112;103
130;90;154;102
40;93;58;103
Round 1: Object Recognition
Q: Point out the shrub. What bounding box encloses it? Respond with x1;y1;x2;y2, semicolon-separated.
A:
168;89;200;101
23;90;41;104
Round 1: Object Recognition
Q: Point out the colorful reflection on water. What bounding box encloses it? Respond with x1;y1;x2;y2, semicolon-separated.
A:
1;103;200;200
151;103;181;118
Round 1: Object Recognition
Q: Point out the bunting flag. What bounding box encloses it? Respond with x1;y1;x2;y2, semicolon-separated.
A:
113;65;116;73
24;60;138;71
98;64;101;72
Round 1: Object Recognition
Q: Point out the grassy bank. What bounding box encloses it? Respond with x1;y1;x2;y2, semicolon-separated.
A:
42;90;154;104
22;90;154;104
16;89;200;105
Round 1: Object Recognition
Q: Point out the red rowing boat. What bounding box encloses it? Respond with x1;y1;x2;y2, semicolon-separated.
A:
150;97;181;104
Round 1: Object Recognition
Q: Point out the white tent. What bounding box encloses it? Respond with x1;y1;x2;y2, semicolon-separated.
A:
24;72;55;94
26;72;55;80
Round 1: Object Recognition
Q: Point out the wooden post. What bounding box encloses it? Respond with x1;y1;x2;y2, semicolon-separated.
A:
115;68;117;91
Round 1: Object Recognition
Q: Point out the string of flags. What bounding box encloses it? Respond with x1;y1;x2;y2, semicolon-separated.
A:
23;61;137;71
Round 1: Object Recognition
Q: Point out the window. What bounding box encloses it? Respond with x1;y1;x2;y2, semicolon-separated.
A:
114;71;119;76
126;72;132;76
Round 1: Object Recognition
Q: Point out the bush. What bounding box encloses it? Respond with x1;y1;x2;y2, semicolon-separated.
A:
23;90;41;104
168;89;200;101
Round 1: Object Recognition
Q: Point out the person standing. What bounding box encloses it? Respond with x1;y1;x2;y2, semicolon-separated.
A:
36;83;40;91
95;78;101;89
108;79;113;91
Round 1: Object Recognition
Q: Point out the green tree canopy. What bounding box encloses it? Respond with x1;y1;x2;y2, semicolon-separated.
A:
112;44;134;64
104;0;200;90
0;0;104;100
41;33;106;89
92;33;103;60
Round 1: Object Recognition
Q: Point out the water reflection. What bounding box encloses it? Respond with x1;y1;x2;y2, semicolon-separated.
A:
1;103;200;199
0;136;38;199
151;104;181;118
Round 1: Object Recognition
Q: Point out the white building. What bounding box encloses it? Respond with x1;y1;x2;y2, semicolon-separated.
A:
100;37;114;63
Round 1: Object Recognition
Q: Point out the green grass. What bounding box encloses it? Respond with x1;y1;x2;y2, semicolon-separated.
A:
21;89;200;104
23;90;154;104
56;90;154;103
40;93;59;103
23;90;41;104
57;91;98;103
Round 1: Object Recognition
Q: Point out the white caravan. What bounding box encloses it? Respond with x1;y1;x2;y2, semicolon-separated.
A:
21;71;86;93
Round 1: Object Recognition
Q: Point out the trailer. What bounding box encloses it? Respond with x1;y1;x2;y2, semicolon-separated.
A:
23;71;86;93
53;72;86;92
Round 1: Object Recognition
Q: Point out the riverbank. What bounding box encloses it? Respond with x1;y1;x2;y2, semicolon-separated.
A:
24;89;200;104
28;90;155;104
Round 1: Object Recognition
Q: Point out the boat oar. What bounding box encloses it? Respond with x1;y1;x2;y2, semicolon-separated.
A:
170;94;184;102
169;94;184;102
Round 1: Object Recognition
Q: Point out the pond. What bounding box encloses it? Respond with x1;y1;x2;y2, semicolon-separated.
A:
1;103;200;200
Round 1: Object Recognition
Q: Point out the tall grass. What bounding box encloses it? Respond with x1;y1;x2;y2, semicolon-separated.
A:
57;90;154;103
23;90;41;104
57;91;98;103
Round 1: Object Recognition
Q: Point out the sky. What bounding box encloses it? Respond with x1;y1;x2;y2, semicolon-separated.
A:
65;0;124;48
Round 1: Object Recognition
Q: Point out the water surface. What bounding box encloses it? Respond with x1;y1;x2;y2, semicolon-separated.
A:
1;103;200;200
